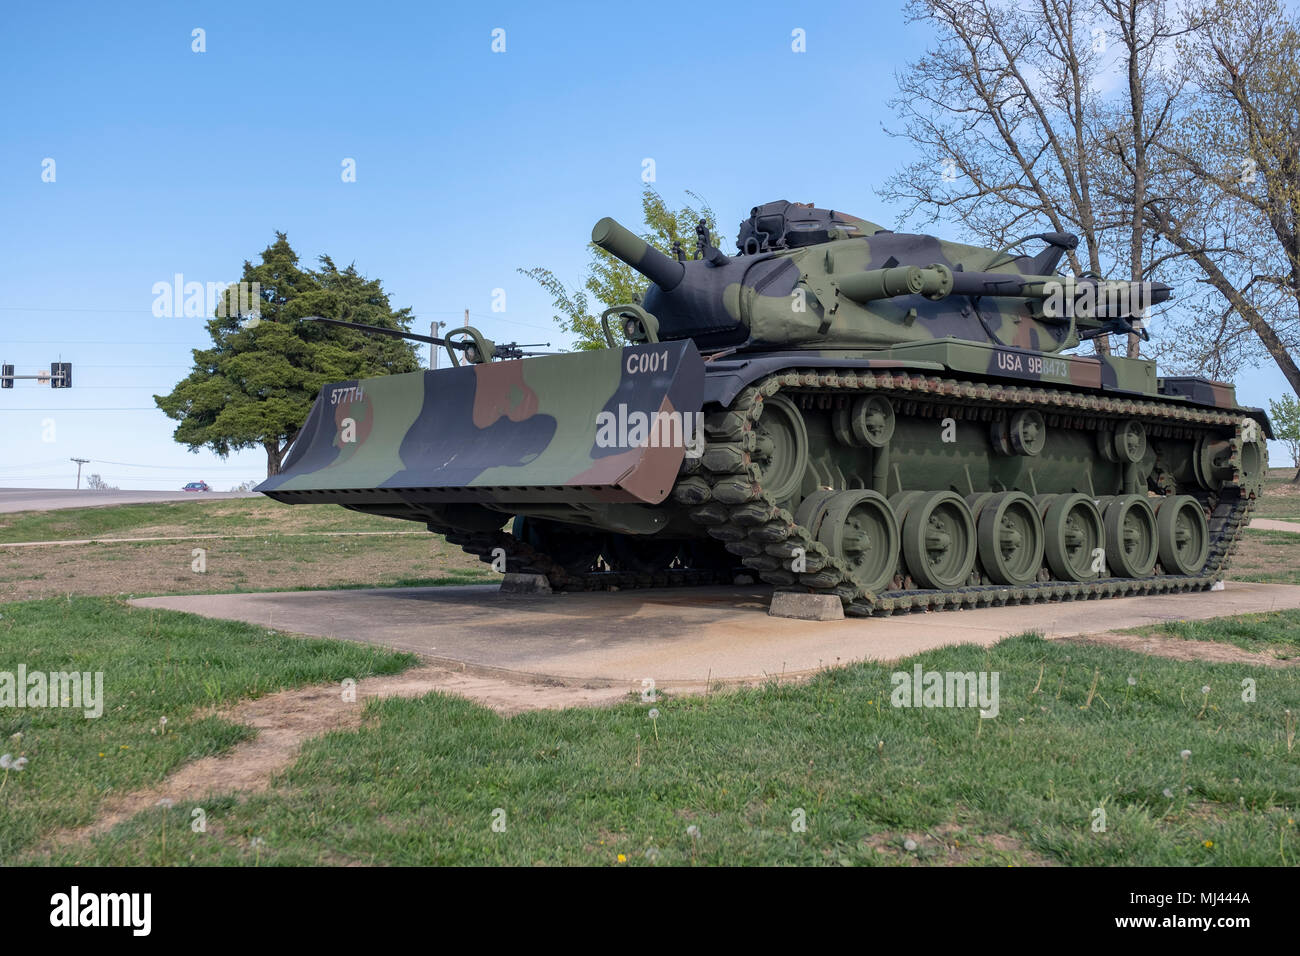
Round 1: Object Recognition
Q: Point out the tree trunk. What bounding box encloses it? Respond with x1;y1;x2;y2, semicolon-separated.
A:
1292;466;1300;485
265;439;285;477
1125;0;1144;360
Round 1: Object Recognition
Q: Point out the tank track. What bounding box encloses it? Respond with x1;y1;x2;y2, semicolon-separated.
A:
437;368;1259;614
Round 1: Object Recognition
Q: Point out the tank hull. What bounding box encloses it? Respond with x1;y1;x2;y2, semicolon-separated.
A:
259;339;1268;613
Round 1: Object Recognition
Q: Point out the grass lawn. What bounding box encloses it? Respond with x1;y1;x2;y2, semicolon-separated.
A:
0;498;496;601
1124;608;1300;662
0;597;415;857
1252;468;1300;523
0;498;404;544
1225;529;1300;586
1;485;1298;866
12;619;1297;867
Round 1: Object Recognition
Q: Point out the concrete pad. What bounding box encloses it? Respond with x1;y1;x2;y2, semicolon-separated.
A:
130;581;1300;692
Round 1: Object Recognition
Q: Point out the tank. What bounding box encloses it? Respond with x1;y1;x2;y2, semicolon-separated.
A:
257;200;1272;614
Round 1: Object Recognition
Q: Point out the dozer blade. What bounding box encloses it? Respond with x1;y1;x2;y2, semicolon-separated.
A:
257;341;704;507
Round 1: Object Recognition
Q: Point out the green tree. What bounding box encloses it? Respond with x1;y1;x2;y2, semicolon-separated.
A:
520;188;721;350
154;233;420;477
1268;394;1300;481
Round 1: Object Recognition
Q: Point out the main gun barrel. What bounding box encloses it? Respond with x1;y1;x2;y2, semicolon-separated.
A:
592;217;687;292
836;264;1171;314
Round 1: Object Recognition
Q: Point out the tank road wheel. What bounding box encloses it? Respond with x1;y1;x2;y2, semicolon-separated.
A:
900;491;977;590
1101;494;1158;578
793;489;839;535
888;491;926;526
973;491;1044;586
753;394;808;503
965;492;996;523
814;490;899;594
1155;495;1210;575
1037;493;1105;582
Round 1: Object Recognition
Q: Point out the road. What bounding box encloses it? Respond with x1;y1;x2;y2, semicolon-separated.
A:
0;488;261;513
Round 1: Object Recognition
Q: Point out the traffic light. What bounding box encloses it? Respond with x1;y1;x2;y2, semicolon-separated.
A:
1;365;12;388
51;361;72;388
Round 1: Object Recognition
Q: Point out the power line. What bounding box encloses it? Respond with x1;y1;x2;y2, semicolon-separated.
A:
0;407;159;411
86;459;260;470
3;306;560;334
40;386;172;390
1;306;487;315
0;458;69;469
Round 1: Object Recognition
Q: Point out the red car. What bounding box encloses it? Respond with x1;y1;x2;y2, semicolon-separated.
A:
182;481;210;492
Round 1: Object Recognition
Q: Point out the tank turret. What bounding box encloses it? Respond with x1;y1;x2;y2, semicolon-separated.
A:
593;200;1170;354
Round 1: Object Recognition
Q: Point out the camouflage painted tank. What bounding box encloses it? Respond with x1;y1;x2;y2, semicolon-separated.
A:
258;200;1272;615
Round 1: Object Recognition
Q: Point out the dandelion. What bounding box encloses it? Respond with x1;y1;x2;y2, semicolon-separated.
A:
645;847;661;863
686;824;701;864
1197;686;1211;719
903;838;918;852
0;752;26;797
1203;840;1214;849
1127;677;1137;686
617;853;626;863
648;708;660;742
1177;750;1192;797
1163;788;1174;799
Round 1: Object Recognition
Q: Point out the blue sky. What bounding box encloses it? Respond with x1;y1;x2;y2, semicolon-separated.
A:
0;0;1291;488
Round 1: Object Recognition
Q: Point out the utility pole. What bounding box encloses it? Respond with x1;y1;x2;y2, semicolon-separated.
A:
430;320;444;369
70;457;89;489
464;308;470;329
